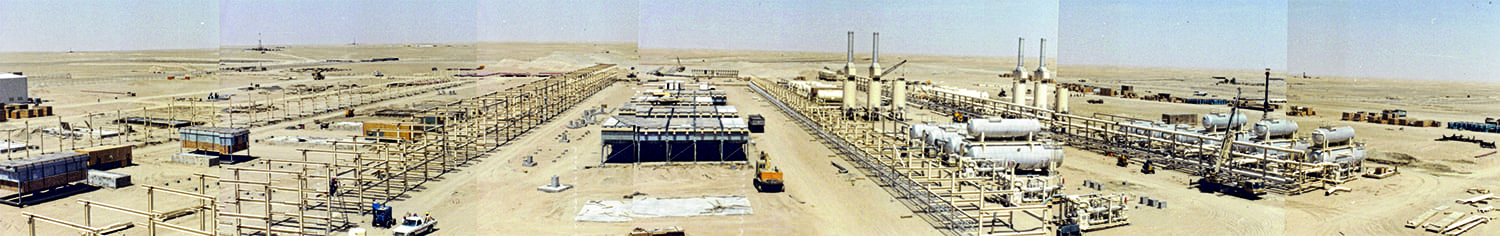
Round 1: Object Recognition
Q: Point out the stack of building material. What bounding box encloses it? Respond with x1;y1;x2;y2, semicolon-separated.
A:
74;144;132;169
1162;113;1197;125
0;152;89;193
0;141;26;153
1449;122;1500;133
170;152;220;167
1286;106;1317;116
362;122;422;141
1426;212;1468;232
2;104;53;119
85;169;130;189
178;126;249;154
1409;206;1451;228
747;114;765;133
1096;88;1117;96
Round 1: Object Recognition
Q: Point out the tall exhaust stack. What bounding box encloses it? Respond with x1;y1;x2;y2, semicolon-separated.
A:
1034;38;1050;80
869;32;884;115
869;33;884;80
1013;37;1027;81
845;31;857;77
842;31;858;111
1012;37;1028;105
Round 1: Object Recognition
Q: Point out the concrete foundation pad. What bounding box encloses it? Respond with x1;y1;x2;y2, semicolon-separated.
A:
537;184;573;193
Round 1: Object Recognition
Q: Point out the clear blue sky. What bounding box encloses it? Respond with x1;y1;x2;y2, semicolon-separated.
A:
220;0;476;46
0;0;220;52
1290;0;1500;82
1061;0;1288;71
640;0;1060;59
480;0;636;42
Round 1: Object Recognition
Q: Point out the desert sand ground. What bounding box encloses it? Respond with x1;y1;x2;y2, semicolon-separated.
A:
3;42;1497;236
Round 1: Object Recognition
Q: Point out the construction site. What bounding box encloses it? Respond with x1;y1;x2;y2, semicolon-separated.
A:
3;3;1499;236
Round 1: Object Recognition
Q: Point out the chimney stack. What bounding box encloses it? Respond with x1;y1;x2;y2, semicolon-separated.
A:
843;31;858;111
845;31;856;77
869;32;884;80
1013;38;1028;81
1034;38;1051;80
1039;38;1047;68
868;33;884;115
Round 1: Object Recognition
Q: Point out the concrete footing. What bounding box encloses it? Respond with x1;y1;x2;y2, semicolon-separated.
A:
538;175;572;193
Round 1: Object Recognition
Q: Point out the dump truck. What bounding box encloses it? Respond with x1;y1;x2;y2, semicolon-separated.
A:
753;152;784;192
392;214;436;236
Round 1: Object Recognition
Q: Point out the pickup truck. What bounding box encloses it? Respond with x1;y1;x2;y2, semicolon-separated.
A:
392;215;436;236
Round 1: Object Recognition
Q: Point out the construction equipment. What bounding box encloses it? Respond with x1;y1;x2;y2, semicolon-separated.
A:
345;109;356;117
880;59;908;78
1142;159;1156;174
1113;153;1127;167
753;152;784;192
371;203;396;228
1196;88;1267;197
952;112;969;123
392;213;437;236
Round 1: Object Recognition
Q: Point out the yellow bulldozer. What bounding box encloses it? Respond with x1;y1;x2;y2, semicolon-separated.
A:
754;151;784;192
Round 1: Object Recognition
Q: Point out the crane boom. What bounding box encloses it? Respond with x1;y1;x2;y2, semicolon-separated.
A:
880;59;908;78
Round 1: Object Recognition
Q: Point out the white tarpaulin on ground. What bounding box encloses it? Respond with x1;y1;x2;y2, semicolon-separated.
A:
575;195;753;222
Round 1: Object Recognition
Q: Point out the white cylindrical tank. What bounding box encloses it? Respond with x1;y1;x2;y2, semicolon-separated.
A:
965;144;1063;170
1253;120;1299;138
1033;80;1049;110
1311;146;1367;163
868;79;883;110
967;119;1042;139
1201;113;1248;129
842;78;857;109
1012;79;1026;105
1055;85;1068;113
815;90;843;103
923;128;961;147
1120;121;1154;136
909;124;931;140
893;78;907;111
1152;122;1174;139
1311;126;1356;144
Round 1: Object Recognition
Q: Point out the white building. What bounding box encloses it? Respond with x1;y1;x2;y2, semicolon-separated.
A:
0;73;26;104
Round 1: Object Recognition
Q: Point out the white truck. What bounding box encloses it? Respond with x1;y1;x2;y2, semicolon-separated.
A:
392;215;436;236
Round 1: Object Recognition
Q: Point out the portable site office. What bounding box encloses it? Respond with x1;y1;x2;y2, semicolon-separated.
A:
0;152;89;193
179;126;250;155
